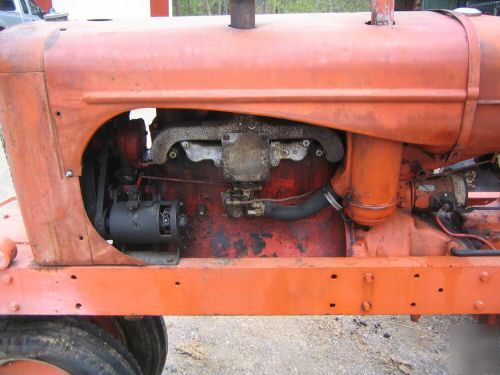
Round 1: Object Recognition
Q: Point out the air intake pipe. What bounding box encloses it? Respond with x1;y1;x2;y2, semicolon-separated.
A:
229;0;395;29
370;0;395;26
332;134;403;226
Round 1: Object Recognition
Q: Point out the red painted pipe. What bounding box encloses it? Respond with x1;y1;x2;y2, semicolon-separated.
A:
371;0;395;25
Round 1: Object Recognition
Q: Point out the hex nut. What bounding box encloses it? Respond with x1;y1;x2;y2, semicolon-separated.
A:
479;271;490;282
364;273;375;283
474;300;485;310
361;301;372;311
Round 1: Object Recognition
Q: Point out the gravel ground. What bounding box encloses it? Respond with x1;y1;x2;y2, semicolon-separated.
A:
0;131;475;374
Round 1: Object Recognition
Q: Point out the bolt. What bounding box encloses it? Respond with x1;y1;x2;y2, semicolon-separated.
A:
181;141;189;149
315;149;324;157
222;134;230;141
302;140;310;147
178;214;188;227
280;149;289;157
361;301;372;311
364;273;375;283
480;272;490;282
271;160;279;167
169;150;177;159
253;208;264;216
2;275;12;284
65;170;73;177
474;300;485;310
9;302;19;312
214;160;222;167
197;204;207;216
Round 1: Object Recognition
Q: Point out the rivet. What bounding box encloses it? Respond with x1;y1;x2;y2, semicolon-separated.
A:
2;275;12;284
65;170;73;177
364;273;375;283
361;301;372;311
9;302;19;312
480;272;490;282
474;300;484;310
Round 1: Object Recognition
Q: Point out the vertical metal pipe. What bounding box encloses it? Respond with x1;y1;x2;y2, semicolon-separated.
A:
371;0;395;25
230;0;255;29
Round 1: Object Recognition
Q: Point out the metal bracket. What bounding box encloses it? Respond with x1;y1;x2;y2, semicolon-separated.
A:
125;247;180;266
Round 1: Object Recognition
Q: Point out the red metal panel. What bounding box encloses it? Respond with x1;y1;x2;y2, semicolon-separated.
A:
150;0;169;17
0;246;499;316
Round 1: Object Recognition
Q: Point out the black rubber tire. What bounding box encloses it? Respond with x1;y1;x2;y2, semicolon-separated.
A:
0;316;142;375
114;316;167;375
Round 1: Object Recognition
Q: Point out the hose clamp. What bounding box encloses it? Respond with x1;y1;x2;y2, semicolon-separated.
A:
323;188;342;211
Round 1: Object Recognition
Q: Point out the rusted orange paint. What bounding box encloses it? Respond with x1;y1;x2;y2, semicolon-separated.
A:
0;13;499;265
0;245;498;316
0;11;498;317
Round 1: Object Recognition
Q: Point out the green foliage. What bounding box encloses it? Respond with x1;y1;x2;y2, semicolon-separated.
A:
173;0;370;16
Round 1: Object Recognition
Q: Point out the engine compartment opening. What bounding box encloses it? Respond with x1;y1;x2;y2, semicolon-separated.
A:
80;109;347;263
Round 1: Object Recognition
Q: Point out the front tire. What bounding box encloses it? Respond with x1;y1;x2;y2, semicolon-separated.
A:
0;316;141;375
114;316;167;375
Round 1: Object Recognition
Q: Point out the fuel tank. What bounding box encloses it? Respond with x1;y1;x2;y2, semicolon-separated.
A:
0;12;499;173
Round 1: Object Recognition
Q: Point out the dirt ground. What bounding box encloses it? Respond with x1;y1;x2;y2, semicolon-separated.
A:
0;136;474;375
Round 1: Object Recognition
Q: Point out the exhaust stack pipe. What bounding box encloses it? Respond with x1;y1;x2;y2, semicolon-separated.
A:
371;0;395;25
230;0;255;29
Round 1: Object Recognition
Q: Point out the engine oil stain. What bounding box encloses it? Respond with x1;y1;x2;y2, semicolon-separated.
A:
212;232;230;257
250;233;266;255
234;238;248;257
296;243;307;254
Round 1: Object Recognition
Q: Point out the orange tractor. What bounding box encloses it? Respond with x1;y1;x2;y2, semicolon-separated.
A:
0;0;498;373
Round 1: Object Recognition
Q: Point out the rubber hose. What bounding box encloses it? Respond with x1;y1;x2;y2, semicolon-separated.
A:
263;185;339;221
